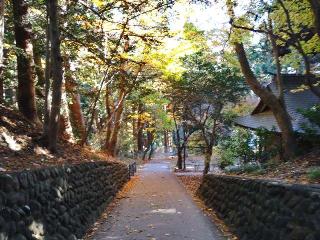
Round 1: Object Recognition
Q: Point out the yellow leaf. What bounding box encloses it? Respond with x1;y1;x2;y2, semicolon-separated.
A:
91;0;104;7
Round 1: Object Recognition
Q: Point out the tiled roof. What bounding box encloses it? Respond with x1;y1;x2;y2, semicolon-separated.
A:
235;75;320;133
235;111;280;132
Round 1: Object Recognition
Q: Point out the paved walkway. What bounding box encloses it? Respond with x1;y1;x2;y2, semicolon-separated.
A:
92;157;224;240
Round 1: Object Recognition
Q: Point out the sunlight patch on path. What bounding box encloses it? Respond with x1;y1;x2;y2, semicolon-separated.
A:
149;208;177;214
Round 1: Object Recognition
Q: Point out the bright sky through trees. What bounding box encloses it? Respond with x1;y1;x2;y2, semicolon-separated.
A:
165;1;260;64
169;2;229;32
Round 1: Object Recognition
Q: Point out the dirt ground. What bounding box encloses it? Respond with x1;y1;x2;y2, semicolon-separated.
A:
172;151;320;185
0;104;119;172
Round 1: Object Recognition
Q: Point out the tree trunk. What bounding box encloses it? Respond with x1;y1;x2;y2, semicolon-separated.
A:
64;56;86;140
0;0;4;103
183;144;187;170
148;142;154;160
59;80;74;142
268;18;285;102
12;0;39;124
107;90;125;156
142;128;153;161
132;105;137;153
137;103;144;153
147;130;154;160
173;116;184;169
137;125;144;152
58;113;73;141
104;86;113;149
176;146;183;169
164;130;168;153
203;147;212;175
104;116;112;149
43;7;51;140
105;36;130;156
235;43;296;160
32;38;46;119
47;0;63;152
32;39;45;87
309;0;320;36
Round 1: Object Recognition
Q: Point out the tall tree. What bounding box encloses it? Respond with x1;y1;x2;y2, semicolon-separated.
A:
12;0;39;123
104;37;130;155
176;52;246;173
47;0;63;152
43;3;51;139
228;0;320;97
227;0;297;160
172;114;195;170
64;56;86;140
235;43;296;160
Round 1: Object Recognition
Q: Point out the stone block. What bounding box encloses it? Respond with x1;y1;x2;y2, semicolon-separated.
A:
198;174;320;240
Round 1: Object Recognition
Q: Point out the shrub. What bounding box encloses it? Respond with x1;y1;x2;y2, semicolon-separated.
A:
218;148;236;169
216;128;255;169
255;127;281;162
299;104;320;127
307;167;320;181
298;104;320;149
242;162;262;173
224;162;266;175
224;165;243;174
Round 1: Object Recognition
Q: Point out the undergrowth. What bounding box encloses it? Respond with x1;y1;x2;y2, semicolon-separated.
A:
307;167;320;181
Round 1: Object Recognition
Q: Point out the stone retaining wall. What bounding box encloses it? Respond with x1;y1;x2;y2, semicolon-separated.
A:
0;161;129;240
197;175;320;240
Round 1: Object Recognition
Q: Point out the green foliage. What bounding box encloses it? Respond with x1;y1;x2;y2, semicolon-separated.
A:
217;128;255;168
168;50;248;162
298;104;320;147
247;40;275;79
229;0;319;73
254;127;281;161
183;22;208;51
217;126;282;169
271;0;318;56
242;163;262;174
179;51;247;104
307;167;320;181
224;162;264;175
299;104;320;127
217;147;236;169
